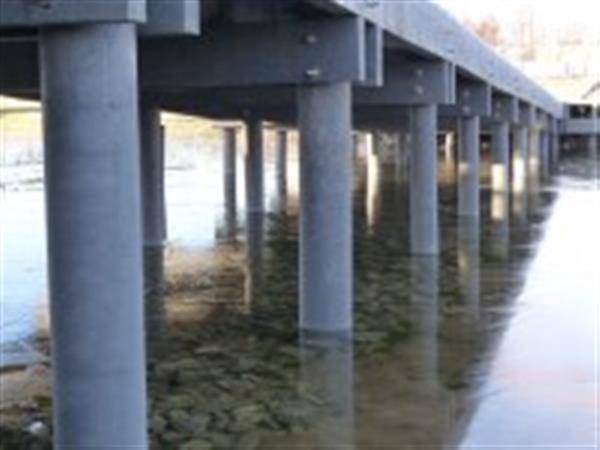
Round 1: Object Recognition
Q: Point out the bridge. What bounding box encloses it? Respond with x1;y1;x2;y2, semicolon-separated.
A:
0;0;597;447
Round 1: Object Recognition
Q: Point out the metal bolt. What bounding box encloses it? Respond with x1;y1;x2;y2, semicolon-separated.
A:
415;68;424;78
35;0;52;8
303;34;318;45
304;68;321;80
462;89;471;99
414;85;424;96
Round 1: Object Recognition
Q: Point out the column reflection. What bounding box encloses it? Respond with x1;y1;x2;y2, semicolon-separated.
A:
243;211;265;313
299;333;355;450
457;217;481;322
409;256;440;388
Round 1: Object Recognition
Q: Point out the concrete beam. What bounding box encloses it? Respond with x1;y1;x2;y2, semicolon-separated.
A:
518;102;535;127
355;55;455;105
140;17;381;87
491;93;519;124
140;0;201;35
0;0;146;26
312;0;563;116
0;0;200;35
456;78;492;117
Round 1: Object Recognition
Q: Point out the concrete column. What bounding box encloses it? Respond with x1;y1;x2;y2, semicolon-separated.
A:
540;130;550;178
588;134;599;179
491;121;510;194
40;24;147;447
245;117;264;213
528;126;540;179
410;104;439;255
223;127;238;236
140;104;166;247
551;129;560;167
298;82;353;334
352;132;360;161
458;115;481;218
444;131;455;163
512;125;528;194
275;129;288;210
366;130;380;232
140;104;167;361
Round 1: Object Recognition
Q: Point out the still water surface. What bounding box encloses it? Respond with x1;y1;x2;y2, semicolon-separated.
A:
1;139;598;448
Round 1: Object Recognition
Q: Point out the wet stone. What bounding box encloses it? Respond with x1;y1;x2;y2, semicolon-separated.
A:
181;438;213;450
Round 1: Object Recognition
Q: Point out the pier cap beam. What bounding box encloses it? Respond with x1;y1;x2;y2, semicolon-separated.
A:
355;56;455;105
140;18;383;88
491;93;519;124
0;0;200;35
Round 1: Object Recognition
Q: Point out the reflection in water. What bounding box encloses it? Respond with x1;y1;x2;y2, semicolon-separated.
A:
409;257;439;387
457;217;481;321
3;115;598;450
243;212;265;313
489;193;510;260
512;189;529;225
299;333;355;450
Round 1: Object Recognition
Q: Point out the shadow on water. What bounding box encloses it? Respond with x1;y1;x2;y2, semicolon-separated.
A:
1;143;598;449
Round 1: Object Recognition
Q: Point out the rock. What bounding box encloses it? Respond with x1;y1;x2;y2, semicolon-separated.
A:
271;401;314;429
26;420;48;438
232;404;264;426
194;345;225;356
235;431;262;450
168;409;190;431
150;414;167;434
181;438;213;450
168;409;211;435
206;432;232;449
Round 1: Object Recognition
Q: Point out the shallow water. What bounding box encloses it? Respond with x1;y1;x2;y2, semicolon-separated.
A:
1;134;598;448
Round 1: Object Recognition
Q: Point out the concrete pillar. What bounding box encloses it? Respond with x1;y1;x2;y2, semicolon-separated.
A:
512;125;528;194
352;132;360;161
275;129;288;210
245;118;264;213
140;104;167;360
297;82;353;334
491;121;510;194
540;130;550;178
140;104;166;247
366;130;380;232
458;115;481;218
40;24;147;447
223;127;238;237
528;126;540;180
551;129;560;167
588;134;599;179
444;131;455;163
410;104;439;255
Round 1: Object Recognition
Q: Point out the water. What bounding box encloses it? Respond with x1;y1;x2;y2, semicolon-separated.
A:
1;132;598;449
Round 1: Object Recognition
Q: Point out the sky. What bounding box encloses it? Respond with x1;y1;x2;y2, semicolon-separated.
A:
435;0;600;36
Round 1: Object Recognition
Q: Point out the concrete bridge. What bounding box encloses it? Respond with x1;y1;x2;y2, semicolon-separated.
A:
0;0;595;447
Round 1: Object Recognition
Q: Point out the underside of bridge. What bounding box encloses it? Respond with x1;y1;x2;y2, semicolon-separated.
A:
0;0;588;447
